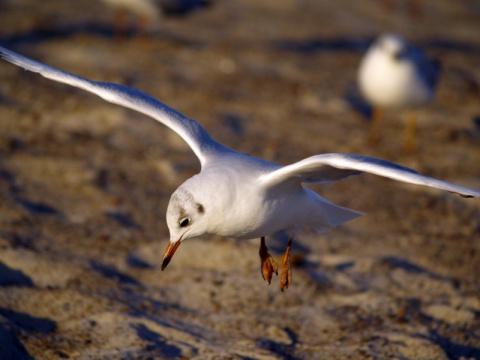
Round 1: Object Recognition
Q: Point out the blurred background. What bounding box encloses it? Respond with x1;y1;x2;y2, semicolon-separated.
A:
0;1;479;359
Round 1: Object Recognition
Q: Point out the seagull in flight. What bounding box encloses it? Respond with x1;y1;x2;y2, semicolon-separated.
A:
0;46;478;290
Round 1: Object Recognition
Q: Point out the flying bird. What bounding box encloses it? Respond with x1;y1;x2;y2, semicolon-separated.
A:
0;46;477;290
358;34;440;153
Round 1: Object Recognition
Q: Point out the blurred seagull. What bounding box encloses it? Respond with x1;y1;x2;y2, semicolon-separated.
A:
379;0;423;19
101;0;211;40
358;34;440;153
101;0;160;38
0;46;477;291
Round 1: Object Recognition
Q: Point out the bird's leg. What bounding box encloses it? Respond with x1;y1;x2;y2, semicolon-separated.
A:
136;14;151;46
379;0;396;13
259;236;278;284
368;107;383;145
404;110;417;154
280;238;293;291
114;8;129;41
407;0;423;19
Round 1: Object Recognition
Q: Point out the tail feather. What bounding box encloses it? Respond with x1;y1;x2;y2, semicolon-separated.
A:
311;200;364;232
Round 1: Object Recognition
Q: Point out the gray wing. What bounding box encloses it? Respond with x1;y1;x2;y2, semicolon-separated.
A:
260;153;480;198
0;46;227;167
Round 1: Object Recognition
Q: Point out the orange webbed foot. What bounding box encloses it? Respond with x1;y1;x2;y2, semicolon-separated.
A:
280;238;293;291
259;237;278;284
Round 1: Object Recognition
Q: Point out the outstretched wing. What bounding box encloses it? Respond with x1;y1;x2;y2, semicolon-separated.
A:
260;153;480;198
0;46;227;167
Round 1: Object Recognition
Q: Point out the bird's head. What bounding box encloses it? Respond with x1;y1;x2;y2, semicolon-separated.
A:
377;34;407;60
161;184;208;270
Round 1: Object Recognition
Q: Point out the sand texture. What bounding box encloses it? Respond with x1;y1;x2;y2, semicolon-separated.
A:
0;0;479;359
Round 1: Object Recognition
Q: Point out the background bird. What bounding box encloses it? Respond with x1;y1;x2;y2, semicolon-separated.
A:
357;33;441;153
101;0;212;40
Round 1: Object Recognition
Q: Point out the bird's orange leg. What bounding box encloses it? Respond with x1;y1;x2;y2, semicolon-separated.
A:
404;110;417;154
136;14;152;46
407;0;423;19
280;238;293;291
368;107;384;145
259;237;278;284
379;0;396;13
114;8;129;41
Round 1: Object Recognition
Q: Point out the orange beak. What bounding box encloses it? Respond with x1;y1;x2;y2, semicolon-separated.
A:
161;241;181;270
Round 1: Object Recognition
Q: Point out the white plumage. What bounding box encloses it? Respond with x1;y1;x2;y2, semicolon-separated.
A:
358;34;440;152
0;46;476;290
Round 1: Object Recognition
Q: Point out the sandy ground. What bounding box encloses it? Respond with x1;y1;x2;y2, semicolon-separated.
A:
0;0;479;359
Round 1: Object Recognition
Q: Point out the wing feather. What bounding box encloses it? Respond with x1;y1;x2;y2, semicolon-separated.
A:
0;46;227;167
260;153;480;198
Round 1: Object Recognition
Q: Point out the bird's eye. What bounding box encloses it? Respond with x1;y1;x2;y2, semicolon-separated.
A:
179;217;190;227
394;50;405;61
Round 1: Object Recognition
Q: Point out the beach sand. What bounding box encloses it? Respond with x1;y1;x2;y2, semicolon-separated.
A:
0;0;479;358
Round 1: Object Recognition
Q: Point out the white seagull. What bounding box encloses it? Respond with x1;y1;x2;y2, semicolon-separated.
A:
101;0;211;40
0;46;478;290
101;0;161;39
358;34;440;153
